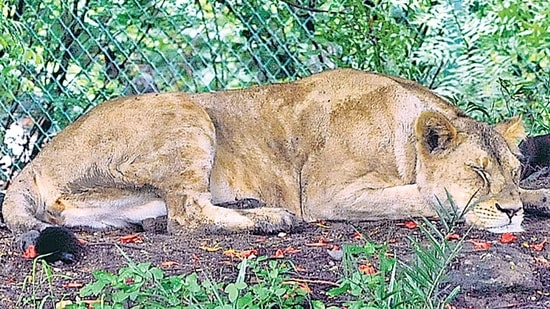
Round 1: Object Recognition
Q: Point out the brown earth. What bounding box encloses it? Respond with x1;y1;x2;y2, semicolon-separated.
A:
0;212;549;309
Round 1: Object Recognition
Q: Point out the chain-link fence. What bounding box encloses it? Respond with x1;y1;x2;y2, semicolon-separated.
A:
1;0;549;190
1;0;338;189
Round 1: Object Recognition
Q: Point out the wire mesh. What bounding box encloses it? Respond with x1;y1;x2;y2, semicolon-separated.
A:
0;0;335;189
1;0;549;189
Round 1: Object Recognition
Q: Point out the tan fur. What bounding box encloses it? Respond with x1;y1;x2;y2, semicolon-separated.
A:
2;69;533;234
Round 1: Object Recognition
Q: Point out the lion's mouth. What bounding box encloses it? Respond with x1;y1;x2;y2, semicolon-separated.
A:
486;220;524;233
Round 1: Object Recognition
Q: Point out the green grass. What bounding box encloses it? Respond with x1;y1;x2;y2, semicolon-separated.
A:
17;253;73;308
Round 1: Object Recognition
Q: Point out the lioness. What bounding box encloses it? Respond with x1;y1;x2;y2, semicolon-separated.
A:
2;69;539;236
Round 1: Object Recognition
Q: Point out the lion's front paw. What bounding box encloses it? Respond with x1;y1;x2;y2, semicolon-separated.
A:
245;208;298;234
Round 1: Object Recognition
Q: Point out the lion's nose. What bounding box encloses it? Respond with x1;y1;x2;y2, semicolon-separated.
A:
495;203;521;219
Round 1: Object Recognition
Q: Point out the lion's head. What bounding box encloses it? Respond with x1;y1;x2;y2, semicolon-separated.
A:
414;111;525;233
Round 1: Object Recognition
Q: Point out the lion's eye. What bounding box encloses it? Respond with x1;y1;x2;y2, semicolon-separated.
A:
467;163;490;188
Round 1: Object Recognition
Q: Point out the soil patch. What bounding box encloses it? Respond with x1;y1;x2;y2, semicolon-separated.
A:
1;215;549;309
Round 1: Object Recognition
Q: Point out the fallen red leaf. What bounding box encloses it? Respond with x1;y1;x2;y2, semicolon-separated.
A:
529;239;547;251
352;231;363;239
78;238;87;245
403;221;418;229
499;233;517;244
469;239;491;250
239;249;259;259
359;263;376;275
63;282;84;288
305;237;332;247
161;260;179;267
294;264;307;272
223;248;258;259
283;247;300;254
22;244;38;259
445;233;460;241
125;278;135;285
273;248;285;258
120;234;142;244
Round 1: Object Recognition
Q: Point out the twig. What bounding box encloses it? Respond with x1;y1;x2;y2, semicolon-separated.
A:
86;242;156;253
284;277;340;287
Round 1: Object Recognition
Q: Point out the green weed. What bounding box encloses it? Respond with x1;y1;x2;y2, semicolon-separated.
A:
327;194;471;309
73;249;307;308
17;254;72;308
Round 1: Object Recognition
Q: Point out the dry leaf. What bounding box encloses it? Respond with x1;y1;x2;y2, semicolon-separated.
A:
499;233;517;244
120;234;142;244
469;239;491;250
283;247;300;254
305;237;331;247
223;248;258;259
161;260;180;267
529;239;547;252
445;233;460;241
273;248;285;258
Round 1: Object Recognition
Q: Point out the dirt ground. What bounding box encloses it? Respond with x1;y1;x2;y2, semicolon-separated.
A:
0;213;549;309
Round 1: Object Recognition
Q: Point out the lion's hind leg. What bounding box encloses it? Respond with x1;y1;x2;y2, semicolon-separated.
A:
53;189;167;230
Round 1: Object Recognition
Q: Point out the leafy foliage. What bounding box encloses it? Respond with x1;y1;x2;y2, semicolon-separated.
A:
74;253;307;308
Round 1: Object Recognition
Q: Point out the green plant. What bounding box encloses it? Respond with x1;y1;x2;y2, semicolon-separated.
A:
397;218;463;309
327;241;398;309
328;193;471;309
18;254;73;308
76;247;307;308
228;257;308;308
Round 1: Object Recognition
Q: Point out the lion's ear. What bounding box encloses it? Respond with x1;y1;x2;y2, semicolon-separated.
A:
494;115;525;154
415;111;459;155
